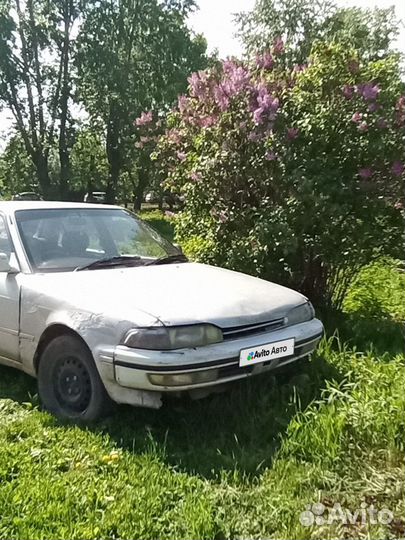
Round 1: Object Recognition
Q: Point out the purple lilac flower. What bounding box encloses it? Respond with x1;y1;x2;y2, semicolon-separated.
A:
368;102;380;113
342;85;354;100
135;110;153;127
168;129;182;144
256;52;274;70
214;84;230;111
362;83;380;101
239;121;247;131
188;71;208;100
377;117;388;129
394;201;404;210
287;127;299;140
252;84;279;125
223;61;251;94
248;131;261;142
198;116;216;128
190;171;202;182
177;151;187;162
391;160;404;177
357;121;368;132
359;167;373;179
351;112;362;123
396;97;405;125
348;59;360;74
178;95;189;113
210;208;228;223
293;64;307;73
273;36;284;55
265;150;277;161
165;211;175;218
253;107;265;125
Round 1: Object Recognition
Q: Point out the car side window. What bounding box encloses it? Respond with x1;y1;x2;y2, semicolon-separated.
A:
0;216;13;262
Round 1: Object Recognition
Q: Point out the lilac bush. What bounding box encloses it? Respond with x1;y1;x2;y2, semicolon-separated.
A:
152;42;404;307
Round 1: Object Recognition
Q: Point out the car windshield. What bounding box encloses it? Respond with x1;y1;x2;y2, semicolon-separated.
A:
15;208;179;272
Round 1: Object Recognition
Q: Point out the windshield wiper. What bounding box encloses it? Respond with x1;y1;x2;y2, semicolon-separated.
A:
145;253;188;266
75;255;144;271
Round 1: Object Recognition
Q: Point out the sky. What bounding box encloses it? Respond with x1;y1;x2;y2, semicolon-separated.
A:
188;0;405;58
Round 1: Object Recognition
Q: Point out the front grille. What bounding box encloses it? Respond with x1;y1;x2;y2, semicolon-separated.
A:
222;318;285;341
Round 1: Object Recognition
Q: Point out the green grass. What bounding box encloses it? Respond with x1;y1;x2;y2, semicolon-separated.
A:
0;258;404;539
138;209;175;243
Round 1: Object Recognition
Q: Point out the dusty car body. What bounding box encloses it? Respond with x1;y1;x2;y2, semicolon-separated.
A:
0;202;323;420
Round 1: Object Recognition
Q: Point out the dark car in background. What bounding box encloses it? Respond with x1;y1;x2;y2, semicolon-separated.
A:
84;191;106;204
13;192;43;201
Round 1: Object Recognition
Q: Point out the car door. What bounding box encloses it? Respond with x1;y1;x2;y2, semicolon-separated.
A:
0;214;20;362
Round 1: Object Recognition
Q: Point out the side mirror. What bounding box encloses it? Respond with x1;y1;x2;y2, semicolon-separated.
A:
0;252;19;274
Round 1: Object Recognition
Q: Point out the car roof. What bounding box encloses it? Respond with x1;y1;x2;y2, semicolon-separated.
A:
0;201;121;215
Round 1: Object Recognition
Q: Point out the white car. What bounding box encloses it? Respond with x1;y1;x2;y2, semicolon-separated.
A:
0;202;324;421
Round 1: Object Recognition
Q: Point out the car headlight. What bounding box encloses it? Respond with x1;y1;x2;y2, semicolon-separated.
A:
122;324;223;350
286;301;315;326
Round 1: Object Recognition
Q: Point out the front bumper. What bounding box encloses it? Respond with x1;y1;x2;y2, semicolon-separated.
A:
110;318;324;392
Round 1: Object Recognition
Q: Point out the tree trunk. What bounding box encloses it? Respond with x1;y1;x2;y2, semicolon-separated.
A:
134;172;148;210
105;106;121;204
33;152;51;199
58;0;73;201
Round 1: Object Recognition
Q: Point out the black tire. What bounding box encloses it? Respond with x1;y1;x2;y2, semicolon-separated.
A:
38;334;112;422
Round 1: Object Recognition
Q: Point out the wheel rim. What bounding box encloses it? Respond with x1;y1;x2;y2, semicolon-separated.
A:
55;356;92;414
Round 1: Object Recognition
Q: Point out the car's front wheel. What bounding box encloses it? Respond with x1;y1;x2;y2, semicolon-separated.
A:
38;334;112;422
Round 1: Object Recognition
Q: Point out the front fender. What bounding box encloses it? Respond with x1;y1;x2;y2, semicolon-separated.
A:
19;287;162;375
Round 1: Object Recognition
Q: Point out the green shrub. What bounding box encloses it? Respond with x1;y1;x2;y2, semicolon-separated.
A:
155;43;405;308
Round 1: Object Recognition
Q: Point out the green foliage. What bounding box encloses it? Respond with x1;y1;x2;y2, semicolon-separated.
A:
138;209;176;242
0;136;37;197
76;0;208;202
236;0;401;65
0;0;80;198
70;128;109;193
0;260;404;539
156;44;405;307
344;259;405;322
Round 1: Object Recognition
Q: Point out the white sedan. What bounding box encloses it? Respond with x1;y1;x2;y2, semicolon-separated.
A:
0;202;324;421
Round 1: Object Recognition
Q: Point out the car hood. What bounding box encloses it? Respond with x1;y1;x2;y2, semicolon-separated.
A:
22;262;306;329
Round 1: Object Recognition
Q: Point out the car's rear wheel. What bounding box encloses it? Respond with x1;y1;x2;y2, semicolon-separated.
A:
38;334;112;422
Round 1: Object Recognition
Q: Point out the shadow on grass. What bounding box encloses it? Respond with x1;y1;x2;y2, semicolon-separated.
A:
0;354;340;480
97;354;342;479
0;365;36;403
319;308;405;356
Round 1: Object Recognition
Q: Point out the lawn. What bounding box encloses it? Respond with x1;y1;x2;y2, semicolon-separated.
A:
0;214;404;539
